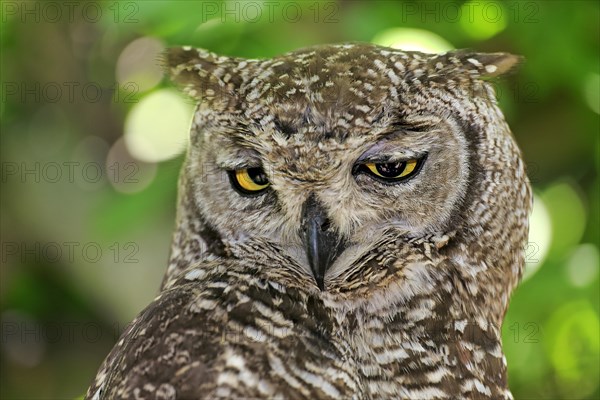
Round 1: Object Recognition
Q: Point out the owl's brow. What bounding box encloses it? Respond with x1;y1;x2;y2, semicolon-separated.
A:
211;134;264;169
357;127;433;162
215;149;263;170
368;121;435;144
362;117;436;144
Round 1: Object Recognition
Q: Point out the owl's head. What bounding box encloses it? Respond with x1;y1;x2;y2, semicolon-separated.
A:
164;43;530;320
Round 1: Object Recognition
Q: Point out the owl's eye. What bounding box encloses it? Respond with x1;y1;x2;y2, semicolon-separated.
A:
228;167;270;195
356;157;424;183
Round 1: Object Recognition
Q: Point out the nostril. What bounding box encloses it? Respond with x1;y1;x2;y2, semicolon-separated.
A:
320;219;331;232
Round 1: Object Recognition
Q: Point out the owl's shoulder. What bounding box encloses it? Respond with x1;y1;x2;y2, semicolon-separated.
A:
86;281;225;399
87;259;343;399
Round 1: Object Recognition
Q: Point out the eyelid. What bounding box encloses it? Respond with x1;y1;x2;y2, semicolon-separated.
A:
356;131;430;163
215;148;263;170
357;152;426;164
218;160;262;170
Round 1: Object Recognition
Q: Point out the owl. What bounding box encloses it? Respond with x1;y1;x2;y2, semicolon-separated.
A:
86;43;531;399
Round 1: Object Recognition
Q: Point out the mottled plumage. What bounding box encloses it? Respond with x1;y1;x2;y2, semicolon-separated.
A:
87;43;531;399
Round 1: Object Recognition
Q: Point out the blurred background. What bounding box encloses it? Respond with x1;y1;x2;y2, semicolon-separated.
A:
1;1;598;398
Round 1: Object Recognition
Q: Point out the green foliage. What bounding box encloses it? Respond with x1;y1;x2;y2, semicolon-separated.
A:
1;1;598;398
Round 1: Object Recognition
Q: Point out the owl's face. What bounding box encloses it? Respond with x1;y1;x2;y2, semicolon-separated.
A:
188;110;469;267
167;43;530;308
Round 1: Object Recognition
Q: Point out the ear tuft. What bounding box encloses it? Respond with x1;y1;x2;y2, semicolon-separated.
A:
462;52;523;79
162;46;242;102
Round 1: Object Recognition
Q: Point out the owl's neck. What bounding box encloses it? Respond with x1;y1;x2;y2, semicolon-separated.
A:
322;258;510;397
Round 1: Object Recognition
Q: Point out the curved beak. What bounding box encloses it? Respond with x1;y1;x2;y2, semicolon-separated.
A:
301;195;346;291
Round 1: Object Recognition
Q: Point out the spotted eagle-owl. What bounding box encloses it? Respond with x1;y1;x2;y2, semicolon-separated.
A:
87;43;531;399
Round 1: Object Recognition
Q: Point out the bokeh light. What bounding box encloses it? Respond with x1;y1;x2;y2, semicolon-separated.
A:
116;37;165;93
459;1;508;40
541;181;587;259
124;89;194;163
546;301;600;398
106;138;157;194
566;243;600;288
523;193;552;281
371;28;453;53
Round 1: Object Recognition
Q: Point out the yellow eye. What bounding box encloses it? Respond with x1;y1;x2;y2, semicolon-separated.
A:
361;158;422;182
229;167;270;194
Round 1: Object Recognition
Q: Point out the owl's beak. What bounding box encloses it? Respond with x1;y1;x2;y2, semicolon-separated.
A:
301;195;346;291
